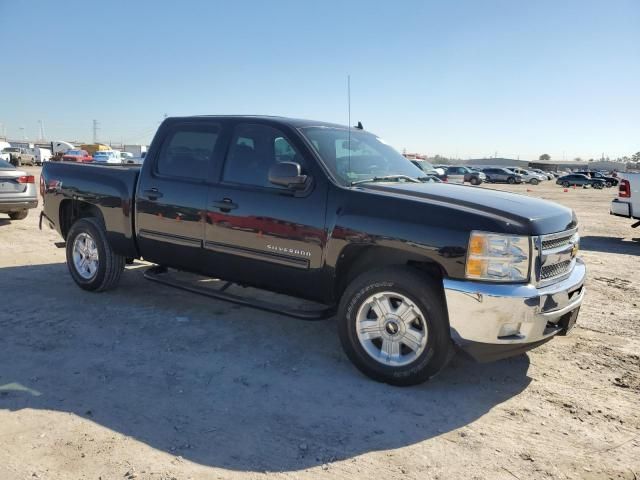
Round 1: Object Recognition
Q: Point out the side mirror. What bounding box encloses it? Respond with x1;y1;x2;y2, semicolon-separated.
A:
268;162;308;190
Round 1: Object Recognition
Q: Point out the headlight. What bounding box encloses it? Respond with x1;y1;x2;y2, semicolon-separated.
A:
465;231;531;282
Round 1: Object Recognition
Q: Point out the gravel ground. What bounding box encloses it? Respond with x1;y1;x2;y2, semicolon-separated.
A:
1;167;638;480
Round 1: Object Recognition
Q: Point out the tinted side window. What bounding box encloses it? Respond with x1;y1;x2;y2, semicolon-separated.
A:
156;125;220;180
223;123;305;188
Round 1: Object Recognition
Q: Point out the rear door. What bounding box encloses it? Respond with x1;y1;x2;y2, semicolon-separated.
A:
135;121;223;272
203;121;328;300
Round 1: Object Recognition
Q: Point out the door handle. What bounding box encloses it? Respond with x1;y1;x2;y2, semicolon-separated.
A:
143;188;163;200
211;198;238;212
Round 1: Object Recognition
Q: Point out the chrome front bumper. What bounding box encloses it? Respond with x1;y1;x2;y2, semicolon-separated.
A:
443;258;586;361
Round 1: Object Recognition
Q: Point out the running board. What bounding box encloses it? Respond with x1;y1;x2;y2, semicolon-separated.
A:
143;266;334;321
632;220;640;228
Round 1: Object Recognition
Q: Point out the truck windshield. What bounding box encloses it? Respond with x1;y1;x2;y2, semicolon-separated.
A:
299;127;424;186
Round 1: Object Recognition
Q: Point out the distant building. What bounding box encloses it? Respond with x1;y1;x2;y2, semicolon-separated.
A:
464;157;530;168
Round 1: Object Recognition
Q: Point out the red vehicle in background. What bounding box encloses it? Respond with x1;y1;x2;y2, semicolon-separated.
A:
62;149;93;163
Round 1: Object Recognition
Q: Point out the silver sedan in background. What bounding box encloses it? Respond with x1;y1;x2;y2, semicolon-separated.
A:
0;159;38;220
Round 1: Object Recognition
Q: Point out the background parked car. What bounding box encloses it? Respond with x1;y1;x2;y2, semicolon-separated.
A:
62;149;93;163
32;147;52;165
575;171;618;187
482;167;523;184
93;150;122;164
410;159;447;180
437;165;486;185
120;151;134;162
3;147;36;167
530;168;555;180
556;174;605;189
0;158;38;220
506;167;546;185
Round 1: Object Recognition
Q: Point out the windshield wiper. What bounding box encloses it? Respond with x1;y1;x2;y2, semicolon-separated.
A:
350;175;421;186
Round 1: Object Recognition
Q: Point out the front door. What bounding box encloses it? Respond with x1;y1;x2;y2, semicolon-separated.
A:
203;122;327;300
136;122;222;272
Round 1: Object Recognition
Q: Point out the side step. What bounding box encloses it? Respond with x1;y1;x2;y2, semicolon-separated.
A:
143;266;334;321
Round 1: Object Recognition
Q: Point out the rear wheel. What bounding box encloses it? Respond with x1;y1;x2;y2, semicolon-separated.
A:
66;218;125;291
605;181;612;188
530;178;539;185
337;267;452;386
8;210;28;220
593;183;603;190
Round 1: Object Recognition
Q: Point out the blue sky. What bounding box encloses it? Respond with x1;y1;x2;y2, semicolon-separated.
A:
1;0;638;160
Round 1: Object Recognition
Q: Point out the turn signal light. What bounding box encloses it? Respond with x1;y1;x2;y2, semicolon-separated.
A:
17;175;35;184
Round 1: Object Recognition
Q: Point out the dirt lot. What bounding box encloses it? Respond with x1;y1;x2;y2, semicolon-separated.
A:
1;167;638;480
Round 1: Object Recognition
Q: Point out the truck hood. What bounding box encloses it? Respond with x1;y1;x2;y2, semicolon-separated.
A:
359;182;576;235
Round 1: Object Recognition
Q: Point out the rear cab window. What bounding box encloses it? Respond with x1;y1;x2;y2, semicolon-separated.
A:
155;124;221;180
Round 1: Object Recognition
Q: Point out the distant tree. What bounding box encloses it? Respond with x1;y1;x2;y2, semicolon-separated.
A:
574;157;582;162
632;152;640;163
539;153;551;161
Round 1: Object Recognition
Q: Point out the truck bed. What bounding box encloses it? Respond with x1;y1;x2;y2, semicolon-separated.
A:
41;162;141;257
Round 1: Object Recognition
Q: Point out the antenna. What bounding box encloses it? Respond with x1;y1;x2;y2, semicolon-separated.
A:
348;75;351;182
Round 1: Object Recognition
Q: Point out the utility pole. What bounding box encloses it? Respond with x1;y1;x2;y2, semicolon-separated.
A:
38;120;46;141
92;119;100;143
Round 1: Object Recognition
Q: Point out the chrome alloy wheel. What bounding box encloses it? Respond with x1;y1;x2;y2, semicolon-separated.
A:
72;232;99;280
355;291;428;367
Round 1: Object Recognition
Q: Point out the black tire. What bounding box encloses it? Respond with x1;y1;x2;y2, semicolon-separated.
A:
8;210;28;220
562;181;570;188
470;177;480;186
593;183;603;190
337;266;452;386
605;181;612;188
507;176;515;184
530;178;539;185
14;157;22;167
66;217;125;292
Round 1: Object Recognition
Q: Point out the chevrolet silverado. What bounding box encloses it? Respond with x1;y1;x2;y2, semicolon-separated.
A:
40;116;585;385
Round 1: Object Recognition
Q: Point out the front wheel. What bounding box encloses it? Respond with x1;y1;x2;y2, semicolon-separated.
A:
337;267;452;386
593;183;603;189
470;177;480;185
66;217;125;291
530;178;539;185
8;210;28;220
605;181;612;188
562;181;570;187
507;177;515;184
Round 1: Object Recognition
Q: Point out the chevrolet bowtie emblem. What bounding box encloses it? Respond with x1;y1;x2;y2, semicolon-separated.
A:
571;242;579;258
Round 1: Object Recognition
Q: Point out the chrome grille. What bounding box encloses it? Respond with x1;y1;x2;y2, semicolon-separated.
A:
541;233;574;250
541;260;572;279
536;228;578;286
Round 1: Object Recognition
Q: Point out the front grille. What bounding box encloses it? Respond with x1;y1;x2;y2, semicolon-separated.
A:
541;260;572;279
536;228;578;285
541;233;574;250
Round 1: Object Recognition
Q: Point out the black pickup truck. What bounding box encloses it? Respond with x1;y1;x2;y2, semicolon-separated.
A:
40;116;586;385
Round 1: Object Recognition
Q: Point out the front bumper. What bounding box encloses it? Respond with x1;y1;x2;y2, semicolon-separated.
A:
443;258;586;362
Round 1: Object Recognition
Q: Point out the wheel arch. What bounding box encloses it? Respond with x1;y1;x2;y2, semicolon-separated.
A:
333;245;447;304
59;199;105;240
